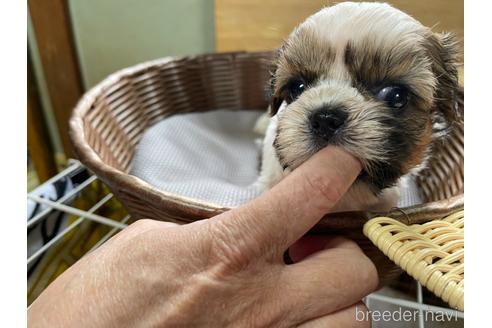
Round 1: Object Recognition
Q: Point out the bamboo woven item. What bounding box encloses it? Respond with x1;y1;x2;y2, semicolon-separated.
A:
69;51;464;287
364;211;464;311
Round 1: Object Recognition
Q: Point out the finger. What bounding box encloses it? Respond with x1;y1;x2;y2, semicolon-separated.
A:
298;302;371;328
280;239;378;322
213;146;361;257
289;235;360;262
289;236;332;263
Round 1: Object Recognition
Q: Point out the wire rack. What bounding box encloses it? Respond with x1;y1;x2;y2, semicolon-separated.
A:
27;160;464;327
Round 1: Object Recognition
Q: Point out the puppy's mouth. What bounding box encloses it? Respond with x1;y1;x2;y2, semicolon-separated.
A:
308;133;374;186
276;132;401;194
277;130;347;170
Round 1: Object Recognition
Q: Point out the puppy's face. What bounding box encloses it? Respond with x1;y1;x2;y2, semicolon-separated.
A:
269;2;462;192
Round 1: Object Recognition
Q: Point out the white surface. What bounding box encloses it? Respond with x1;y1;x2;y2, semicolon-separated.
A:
130;109;265;207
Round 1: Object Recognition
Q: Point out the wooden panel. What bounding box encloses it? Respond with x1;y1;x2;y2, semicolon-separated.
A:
29;0;84;158
28;53;58;182
215;0;463;52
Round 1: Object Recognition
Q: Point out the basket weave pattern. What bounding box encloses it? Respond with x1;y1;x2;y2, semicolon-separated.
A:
70;51;464;292
363;211;464;310
416;124;464;203
70;52;275;222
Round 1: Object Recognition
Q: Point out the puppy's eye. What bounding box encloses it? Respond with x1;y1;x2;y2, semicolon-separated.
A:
377;86;409;109
284;79;306;103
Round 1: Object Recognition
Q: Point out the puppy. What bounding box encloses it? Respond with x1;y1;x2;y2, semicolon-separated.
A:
256;2;463;212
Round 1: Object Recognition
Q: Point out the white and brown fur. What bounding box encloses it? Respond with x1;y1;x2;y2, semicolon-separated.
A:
256;2;463;212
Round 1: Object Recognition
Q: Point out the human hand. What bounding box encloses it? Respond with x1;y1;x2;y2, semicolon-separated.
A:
27;147;378;327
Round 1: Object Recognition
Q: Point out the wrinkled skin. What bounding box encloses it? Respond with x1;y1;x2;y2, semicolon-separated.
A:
28;147;377;328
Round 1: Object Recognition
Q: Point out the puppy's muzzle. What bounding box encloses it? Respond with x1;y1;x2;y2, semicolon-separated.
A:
309;106;348;141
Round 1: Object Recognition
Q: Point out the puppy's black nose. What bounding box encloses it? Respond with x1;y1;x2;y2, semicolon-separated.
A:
309;106;348;140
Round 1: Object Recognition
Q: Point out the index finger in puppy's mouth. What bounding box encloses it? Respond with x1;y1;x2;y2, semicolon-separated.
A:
218;146;361;260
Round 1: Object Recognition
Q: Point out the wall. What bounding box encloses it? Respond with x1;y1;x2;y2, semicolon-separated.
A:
216;0;464;53
69;0;215;88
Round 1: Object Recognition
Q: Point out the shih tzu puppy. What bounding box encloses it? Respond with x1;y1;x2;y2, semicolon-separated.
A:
256;2;463;212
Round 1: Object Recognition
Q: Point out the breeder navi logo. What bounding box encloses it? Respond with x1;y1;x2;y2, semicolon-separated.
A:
355;306;460;323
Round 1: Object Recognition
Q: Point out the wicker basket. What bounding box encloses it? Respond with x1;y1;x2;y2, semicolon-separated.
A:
69;52;464;299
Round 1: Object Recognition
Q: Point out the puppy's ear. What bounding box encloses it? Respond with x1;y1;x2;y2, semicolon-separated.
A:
267;49;283;116
268;91;283;117
268;66;282;116
425;32;463;126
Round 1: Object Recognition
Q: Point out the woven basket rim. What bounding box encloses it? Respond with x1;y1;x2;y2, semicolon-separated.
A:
69;51;463;226
70;56;232;214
